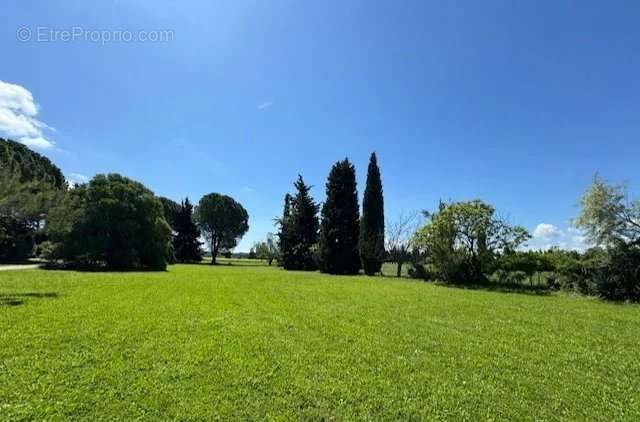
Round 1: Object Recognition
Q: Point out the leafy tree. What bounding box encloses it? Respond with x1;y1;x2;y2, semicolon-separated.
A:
159;197;181;230
173;198;203;263
359;152;385;275
46;174;172;270
497;251;552;287
278;177;319;270
386;212;422;277
254;233;279;265
592;241;640;301
0;139;67;263
0;138;66;189
0;215;33;263
575;174;640;246
318;159;361;274
196;193;249;264
413;200;530;283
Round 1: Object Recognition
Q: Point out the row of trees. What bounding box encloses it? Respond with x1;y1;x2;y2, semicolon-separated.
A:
276;153;386;275
1;138;250;269
267;147;640;301
406;175;640;302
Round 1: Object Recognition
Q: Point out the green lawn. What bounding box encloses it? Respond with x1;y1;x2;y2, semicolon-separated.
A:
1;265;639;420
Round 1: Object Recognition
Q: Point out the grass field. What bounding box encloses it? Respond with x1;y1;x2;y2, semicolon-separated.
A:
1;264;639;420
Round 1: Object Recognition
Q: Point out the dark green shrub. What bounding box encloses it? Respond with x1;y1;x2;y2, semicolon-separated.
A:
47;174;172;270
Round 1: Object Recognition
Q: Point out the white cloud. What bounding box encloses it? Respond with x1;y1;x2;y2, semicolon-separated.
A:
0;80;55;149
242;186;253;193
526;223;589;251
533;223;561;238
67;173;89;186
257;101;272;110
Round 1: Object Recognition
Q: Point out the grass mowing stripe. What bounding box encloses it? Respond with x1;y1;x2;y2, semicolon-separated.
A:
1;265;639;420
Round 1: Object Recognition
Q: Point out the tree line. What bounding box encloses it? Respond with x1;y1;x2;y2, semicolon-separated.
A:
274;153;385;275
2;137;639;302
0;138;249;269
260;153;640;302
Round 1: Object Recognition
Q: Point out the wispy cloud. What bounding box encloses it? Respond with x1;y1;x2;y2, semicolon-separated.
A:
67;173;89;186
525;223;589;251
0;80;55;149
257;101;272;110
242;186;254;193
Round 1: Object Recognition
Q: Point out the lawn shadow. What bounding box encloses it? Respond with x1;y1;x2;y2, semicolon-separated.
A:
0;292;58;307
437;282;552;297
41;262;168;273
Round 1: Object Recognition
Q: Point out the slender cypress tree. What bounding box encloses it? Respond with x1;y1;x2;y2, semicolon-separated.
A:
173;198;203;263
277;193;292;268
280;176;319;270
359;152;385;275
318;159;361;274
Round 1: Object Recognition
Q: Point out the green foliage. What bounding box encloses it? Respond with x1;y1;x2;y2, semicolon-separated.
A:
593;241;640;301
172;198;203;263
158;197;181;229
196;193;249;264
254;233;279;265
2;265;639;420
413;200;530;283
575;174;640;246
0;138;66;189
542;245;640;301
0;215;33;262
318;159;361;275
496;251;554;286
46;174;172;270
0;139;67;263
278;177;319;271
359;152;385;275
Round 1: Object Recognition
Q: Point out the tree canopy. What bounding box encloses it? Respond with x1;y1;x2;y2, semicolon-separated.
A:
413;200;530;282
575;174;640;247
278;176;319;270
0;138;67;263
359;152;385;275
196;193;249;264
46;174;172;270
172;198;203;263
318;159;361;275
0;138;66;189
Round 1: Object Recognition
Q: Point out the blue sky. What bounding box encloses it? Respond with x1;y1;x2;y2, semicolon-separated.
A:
1;1;639;251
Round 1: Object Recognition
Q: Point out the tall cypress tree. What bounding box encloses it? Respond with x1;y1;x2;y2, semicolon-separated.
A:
173;198;203;263
359;152;385;275
277;193;292;268
318;159;361;274
280;176;319;270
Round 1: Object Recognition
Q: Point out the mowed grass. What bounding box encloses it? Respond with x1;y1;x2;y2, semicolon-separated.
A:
1;265;639;420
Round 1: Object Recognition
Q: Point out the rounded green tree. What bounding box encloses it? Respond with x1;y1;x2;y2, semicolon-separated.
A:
196;193;249;264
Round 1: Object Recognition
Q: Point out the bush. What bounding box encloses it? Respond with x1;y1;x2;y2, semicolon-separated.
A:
47;174;172;270
408;264;428;280
593;242;640;301
0;215;34;263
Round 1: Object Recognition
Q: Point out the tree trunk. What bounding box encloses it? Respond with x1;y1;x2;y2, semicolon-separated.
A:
397;260;403;277
211;241;217;265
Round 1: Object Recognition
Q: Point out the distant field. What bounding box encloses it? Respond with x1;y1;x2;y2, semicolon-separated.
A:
1;265;639;420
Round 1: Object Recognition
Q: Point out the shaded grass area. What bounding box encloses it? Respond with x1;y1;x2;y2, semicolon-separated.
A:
1;265;639;420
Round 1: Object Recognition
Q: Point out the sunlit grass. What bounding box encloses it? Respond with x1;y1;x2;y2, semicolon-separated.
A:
1;265;639;420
